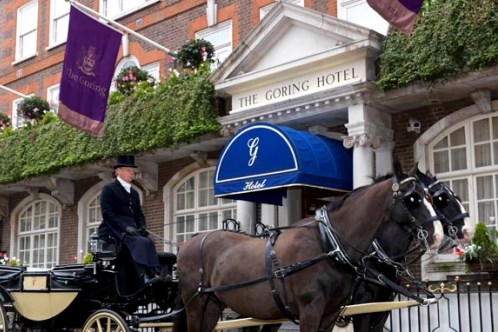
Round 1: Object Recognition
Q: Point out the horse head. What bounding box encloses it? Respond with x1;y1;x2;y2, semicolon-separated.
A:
387;160;444;251
416;168;473;244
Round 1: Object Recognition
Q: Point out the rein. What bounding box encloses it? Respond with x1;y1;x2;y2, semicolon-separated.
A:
361;240;435;305
192;176;438;321
196;221;333;296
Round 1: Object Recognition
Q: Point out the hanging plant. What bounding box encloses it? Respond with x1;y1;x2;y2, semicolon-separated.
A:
114;66;156;96
176;39;215;70
17;96;51;122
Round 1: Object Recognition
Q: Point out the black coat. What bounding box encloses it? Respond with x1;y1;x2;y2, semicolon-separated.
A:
98;180;159;268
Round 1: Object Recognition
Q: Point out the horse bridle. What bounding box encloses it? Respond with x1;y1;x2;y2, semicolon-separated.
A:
392;176;440;251
352;176;440;306
427;180;469;240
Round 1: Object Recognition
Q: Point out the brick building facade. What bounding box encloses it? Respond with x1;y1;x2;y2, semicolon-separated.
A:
0;0;496;284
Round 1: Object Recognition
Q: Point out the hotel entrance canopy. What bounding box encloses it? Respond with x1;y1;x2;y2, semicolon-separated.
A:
214;122;352;205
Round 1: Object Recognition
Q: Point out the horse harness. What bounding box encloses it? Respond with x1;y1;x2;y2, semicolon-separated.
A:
194;177;438;322
427;180;469;240
193;209;360;324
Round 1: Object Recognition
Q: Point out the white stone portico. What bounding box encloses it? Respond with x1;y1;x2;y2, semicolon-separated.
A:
211;2;393;230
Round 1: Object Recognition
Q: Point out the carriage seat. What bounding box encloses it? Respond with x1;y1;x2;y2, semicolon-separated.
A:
0;265;25;290
157;252;176;280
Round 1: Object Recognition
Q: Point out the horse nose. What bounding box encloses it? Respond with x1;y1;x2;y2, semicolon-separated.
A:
431;221;444;250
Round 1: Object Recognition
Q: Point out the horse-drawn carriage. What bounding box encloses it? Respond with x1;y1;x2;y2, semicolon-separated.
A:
0;162;472;332
0;234;178;331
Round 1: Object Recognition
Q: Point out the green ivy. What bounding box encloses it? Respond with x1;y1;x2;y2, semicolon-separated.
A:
0;70;220;184
376;0;498;91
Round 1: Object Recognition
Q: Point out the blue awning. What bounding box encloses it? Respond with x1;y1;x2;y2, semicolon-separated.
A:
214;122;353;205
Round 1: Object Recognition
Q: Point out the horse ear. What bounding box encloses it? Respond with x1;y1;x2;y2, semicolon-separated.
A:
425;169;435;178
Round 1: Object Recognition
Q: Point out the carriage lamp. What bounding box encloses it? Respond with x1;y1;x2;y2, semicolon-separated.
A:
88;232;103;254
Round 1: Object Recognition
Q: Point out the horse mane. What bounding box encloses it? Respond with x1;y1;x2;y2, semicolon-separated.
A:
327;173;394;211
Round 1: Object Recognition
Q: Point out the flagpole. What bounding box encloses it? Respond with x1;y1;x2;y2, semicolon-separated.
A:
68;0;176;57
0;85;28;98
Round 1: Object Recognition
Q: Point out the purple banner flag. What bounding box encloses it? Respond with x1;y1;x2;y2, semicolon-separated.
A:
59;5;121;137
367;0;424;34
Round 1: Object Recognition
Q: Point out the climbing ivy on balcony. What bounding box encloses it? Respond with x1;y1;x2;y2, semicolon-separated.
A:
376;0;498;91
0;68;220;184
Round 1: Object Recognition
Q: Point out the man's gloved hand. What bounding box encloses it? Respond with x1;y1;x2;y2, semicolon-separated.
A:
138;228;149;237
125;226;139;236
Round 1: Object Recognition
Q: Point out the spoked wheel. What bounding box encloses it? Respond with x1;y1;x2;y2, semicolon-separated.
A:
82;309;130;332
0;303;6;332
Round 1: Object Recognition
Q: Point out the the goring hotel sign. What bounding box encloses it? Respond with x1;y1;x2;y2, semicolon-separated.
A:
231;60;365;112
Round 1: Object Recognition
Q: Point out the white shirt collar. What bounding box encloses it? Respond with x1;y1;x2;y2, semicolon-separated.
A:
117;176;131;193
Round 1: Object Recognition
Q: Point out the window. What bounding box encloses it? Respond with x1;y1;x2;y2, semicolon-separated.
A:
260;0;304;20
430;114;498;233
16;1;38;61
142;62;160;83
47;84;60;113
100;0;158;19
49;0;70;46
17;199;60;268
337;0;388;35
174;168;236;244
195;21;232;69
12;97;27;129
85;194;102;247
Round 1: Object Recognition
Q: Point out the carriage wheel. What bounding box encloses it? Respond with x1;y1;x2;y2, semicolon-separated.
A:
82;309;130;332
0;303;7;332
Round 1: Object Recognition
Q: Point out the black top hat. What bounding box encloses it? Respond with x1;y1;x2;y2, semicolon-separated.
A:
113;155;137;169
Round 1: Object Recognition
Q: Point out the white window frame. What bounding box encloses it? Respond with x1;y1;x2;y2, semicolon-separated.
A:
12;95;34;129
48;0;70;48
429;114;498;239
142;62;160;83
195;20;233;69
47;84;60;114
99;0;160;19
84;194;102;253
15;1;38;62
14;194;61;269
173;167;236;245
260;0;304;20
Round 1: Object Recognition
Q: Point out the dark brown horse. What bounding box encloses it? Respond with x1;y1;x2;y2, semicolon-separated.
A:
173;162;443;332
351;167;472;332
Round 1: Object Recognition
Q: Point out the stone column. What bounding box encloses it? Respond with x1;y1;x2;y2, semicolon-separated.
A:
345;104;393;188
279;188;301;227
375;141;395;177
343;133;376;188
261;203;277;228
236;200;256;233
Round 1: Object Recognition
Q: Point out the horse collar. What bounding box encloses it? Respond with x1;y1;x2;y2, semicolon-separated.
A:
315;207;359;272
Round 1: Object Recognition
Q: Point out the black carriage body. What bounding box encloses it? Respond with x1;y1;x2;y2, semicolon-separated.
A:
0;250;178;331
